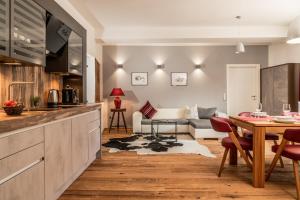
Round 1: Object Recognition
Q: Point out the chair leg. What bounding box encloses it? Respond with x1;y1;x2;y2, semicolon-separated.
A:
293;160;300;200
266;139;287;181
274;140;285;168
245;150;253;162
218;148;229;177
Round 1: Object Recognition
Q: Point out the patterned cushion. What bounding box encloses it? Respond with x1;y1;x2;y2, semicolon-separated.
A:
139;101;157;119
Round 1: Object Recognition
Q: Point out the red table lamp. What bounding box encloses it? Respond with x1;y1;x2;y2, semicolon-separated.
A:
110;88;125;109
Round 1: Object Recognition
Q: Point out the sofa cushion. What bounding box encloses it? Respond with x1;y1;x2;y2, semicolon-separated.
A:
139;101;157;119
189;119;212;129
141;119;189;125
197;107;217;119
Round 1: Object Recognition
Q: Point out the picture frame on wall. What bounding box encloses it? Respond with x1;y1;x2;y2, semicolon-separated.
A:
171;72;188;86
131;72;148;86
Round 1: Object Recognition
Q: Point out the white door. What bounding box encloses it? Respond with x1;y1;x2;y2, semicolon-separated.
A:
227;64;260;116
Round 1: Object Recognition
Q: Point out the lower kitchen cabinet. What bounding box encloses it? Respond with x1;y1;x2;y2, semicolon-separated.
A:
45;119;72;200
0;108;101;200
0;161;45;200
72;114;89;175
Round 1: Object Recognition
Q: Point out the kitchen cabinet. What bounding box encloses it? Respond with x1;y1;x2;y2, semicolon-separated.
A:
72;113;89;174
0;127;45;200
0;0;9;56
10;0;46;66
0;108;101;200
0;161;45;200
68;31;83;76
45;119;72;200
261;63;300;115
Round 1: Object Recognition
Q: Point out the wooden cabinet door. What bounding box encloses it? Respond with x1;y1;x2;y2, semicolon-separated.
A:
45;119;72;200
0;161;44;200
273;65;289;115
72;114;89;174
261;68;274;115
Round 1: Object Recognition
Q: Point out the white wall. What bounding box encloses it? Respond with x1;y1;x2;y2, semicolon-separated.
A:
268;43;300;67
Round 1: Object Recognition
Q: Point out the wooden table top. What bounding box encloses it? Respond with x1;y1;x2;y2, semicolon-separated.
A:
230;116;300;127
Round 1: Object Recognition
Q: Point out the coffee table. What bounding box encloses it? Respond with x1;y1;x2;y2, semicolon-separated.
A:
150;119;178;142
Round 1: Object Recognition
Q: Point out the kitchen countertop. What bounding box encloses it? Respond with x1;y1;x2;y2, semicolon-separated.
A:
0;103;101;134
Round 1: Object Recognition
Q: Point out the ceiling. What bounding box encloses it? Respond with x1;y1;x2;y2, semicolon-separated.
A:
70;0;300;45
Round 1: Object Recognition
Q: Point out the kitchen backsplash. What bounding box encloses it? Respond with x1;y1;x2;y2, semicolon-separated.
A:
0;65;62;108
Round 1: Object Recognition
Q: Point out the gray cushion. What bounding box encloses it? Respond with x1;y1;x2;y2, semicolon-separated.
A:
141;119;189;125
188;119;212;129
197;107;217;119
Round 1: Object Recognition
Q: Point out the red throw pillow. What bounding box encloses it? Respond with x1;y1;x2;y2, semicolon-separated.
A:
139;101;157;119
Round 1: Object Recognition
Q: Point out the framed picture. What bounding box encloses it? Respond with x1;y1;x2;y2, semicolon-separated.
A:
131;72;148;86
171;72;188;86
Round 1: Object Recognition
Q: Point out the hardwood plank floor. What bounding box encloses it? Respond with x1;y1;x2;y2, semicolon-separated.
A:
59;129;297;199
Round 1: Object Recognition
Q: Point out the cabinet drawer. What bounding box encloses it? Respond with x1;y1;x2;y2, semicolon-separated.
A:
88;120;100;133
0;127;44;159
0;143;44;183
89;128;100;160
0;161;44;200
87;110;100;123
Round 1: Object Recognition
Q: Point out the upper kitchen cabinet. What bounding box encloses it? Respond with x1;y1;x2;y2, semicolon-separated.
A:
68;31;83;76
10;0;46;66
0;0;9;57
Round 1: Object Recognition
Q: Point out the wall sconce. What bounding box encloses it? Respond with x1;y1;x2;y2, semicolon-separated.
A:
195;64;202;69
117;64;123;68
157;64;165;69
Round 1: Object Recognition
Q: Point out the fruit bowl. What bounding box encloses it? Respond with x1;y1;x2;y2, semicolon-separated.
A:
2;101;24;116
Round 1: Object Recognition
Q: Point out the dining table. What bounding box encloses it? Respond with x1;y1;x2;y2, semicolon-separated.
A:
229;115;300;188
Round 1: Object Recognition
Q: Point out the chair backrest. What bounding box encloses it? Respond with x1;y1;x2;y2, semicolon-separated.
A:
238;112;251;117
210;117;233;133
284;129;300;143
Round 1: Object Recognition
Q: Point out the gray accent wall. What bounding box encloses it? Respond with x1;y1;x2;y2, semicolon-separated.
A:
103;45;268;127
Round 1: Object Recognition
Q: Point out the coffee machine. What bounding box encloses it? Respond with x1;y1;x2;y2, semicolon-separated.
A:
62;85;79;105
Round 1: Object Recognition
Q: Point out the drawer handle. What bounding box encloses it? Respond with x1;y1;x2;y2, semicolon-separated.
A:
0;157;44;185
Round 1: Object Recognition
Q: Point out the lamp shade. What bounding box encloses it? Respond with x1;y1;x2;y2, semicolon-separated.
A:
287;15;300;44
235;42;245;54
110;88;125;96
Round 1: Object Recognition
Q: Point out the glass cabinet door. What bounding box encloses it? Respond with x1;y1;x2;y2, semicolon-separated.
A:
68;31;83;76
0;0;9;56
11;0;46;66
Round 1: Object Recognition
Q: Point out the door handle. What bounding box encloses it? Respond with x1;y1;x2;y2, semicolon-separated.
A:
251;96;257;100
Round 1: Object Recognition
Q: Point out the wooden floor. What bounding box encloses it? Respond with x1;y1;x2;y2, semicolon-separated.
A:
59;129;297;200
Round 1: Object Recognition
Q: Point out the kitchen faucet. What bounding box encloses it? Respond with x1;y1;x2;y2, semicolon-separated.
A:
8;82;35;110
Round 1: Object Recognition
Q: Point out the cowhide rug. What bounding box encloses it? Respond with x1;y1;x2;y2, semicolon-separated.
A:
102;134;215;157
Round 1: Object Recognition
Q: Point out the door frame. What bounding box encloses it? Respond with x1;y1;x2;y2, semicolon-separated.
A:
226;64;261;114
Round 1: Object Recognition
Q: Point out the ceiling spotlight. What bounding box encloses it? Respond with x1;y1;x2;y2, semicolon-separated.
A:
117;64;123;68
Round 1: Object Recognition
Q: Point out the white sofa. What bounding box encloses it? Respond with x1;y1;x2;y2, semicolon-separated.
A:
132;108;227;139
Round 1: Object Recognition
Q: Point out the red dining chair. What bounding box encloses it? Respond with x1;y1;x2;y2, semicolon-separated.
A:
238;112;284;167
266;129;300;199
210;117;252;177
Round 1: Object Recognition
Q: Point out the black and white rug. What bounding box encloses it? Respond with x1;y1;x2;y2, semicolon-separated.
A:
102;134;215;157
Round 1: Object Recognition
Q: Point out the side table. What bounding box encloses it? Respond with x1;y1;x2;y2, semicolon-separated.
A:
109;108;127;133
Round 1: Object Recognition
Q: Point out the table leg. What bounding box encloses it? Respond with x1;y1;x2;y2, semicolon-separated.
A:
121;111;127;133
252;127;266;188
229;148;238;165
109;111;115;133
117;112;120;130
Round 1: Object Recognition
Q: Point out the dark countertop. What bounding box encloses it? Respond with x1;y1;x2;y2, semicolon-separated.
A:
0;103;101;134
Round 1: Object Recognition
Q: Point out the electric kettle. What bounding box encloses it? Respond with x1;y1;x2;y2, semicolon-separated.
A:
47;89;59;108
